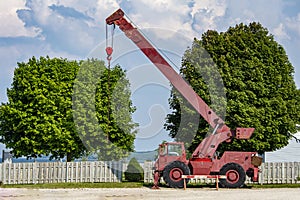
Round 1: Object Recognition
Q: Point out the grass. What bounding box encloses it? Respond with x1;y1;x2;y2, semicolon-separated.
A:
0;181;144;189
1;181;300;189
248;183;300;188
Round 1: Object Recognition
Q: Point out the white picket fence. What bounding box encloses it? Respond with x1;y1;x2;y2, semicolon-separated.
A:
0;161;123;184
1;161;300;185
260;162;300;184
143;161;300;184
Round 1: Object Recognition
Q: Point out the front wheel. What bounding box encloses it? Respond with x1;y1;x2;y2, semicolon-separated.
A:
219;163;246;188
163;161;190;188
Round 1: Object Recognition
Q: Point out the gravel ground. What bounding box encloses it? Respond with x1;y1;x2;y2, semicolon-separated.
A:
1;187;300;200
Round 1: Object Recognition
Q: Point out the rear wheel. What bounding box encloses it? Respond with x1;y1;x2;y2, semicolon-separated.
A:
219;163;246;188
163;161;190;188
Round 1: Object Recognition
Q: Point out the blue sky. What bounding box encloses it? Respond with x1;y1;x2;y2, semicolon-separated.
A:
0;0;300;154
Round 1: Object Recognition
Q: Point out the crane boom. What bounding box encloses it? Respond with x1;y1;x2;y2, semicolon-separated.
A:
105;9;255;158
106;9;227;132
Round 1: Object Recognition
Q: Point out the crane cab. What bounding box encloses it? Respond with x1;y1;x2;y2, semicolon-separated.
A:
154;142;188;171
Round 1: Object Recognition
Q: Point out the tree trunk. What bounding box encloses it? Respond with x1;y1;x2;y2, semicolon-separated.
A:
67;152;72;162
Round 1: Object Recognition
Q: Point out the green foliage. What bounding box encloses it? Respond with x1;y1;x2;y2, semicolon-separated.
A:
0;56;83;160
124;157;144;182
73;59;137;160
165;22;300;154
0;56;137;161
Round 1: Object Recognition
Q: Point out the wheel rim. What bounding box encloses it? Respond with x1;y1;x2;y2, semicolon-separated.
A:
169;168;183;182
226;170;239;184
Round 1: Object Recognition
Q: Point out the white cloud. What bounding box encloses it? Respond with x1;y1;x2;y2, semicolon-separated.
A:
14;0;102;55
0;0;41;37
191;0;226;32
25;0;59;26
96;0;119;10
138;0;189;13
272;23;290;41
286;13;300;37
226;0;284;27
93;0;120;26
54;0;100;27
117;0;195;39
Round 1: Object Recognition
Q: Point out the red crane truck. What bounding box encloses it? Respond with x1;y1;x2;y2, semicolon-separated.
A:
105;9;262;188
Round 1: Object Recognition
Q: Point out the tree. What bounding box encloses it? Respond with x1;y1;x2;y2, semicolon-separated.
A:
165;22;300;154
0;56;82;161
0;56;137;161
73;59;137;160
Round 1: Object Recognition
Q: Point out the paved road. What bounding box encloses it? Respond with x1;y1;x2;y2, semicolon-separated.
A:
1;187;300;200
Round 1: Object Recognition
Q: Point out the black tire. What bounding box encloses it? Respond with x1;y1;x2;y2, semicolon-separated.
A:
163;161;190;188
219;163;246;188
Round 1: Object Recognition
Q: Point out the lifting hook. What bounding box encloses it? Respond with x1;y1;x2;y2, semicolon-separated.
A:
106;46;113;62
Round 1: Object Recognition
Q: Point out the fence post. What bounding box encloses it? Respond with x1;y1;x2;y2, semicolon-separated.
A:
296;162;300;183
7;162;11;184
119;160;123;182
3;162;6;184
65;162;68;183
259;162;264;185
0;163;2;184
287;162;291;184
32;162;35;184
291;162;295;183
281;162;285;183
143;161;153;183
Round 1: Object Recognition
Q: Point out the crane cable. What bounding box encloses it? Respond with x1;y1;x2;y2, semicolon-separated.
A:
105;23;115;140
105;23;115;66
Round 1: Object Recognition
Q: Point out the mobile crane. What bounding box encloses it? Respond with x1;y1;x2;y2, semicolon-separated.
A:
105;9;262;188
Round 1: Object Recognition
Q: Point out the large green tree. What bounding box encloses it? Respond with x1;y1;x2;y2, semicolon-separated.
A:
73;59;137;160
165;22;300;154
0;56;82;161
0;56;137;161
